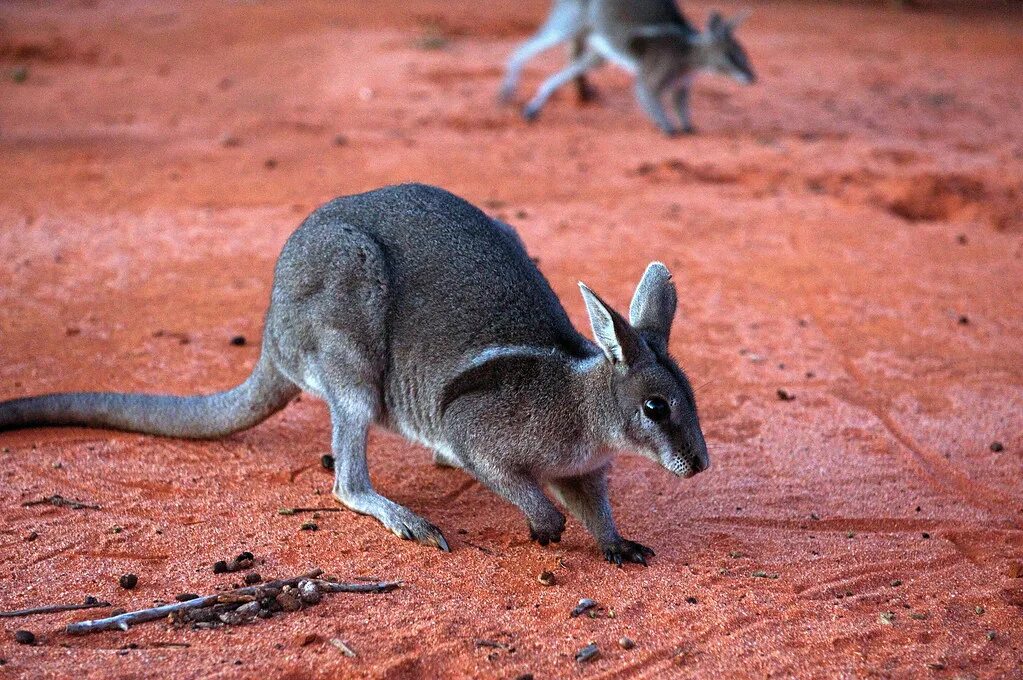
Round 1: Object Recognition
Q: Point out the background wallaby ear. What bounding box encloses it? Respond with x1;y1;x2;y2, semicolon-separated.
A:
579;282;644;365
728;9;751;31
708;10;726;34
629;262;677;343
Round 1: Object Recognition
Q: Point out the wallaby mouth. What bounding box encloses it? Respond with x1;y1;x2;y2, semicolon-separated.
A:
661;452;708;479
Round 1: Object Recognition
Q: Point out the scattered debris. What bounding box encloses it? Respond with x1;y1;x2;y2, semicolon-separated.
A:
11;66;28;83
879;611;895;625
728;551;746;558
243;572;262;585
213;552;254;574
986;630;996;641
65;569;399;635
975;605;985;615
922;532;931;539
278;506;342;516
926;662;945;671
23;531;38;542
989;441;1004;452
751;570;779;579
846;532;855;539
263;158;278;170
14;630;36;645
22;494;101;510
119;574;139;590
294;632;320;647
685;596;698;604
618;637;635;650
910;612;928;620
175;594;199;602
537;571;556;586
229;335;246;346
957;315;969;325
219;133;241;148
1;598;111;619
575;642;599;663
329;638;357;657
332;134;349;147
1007;562;1023;578
300;521;318;531
890;579;903;587
776;388;795;401
570;598;598;618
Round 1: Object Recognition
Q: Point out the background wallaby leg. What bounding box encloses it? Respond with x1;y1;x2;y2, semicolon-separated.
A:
548;467;655;566
672;86;695;134
523;51;603;121
499;2;583;103
633;78;677;135
472;468;565;545
327;386;449;551
569;35;597;102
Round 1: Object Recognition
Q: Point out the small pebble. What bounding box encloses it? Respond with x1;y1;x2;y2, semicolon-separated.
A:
776;388;795;401
575;642;599;663
119;573;138;590
986;630;996;641
300;521;318;531
685;596;698;604
879;611;895;625
975;605;985;615
219;133;241;148
294;632;319;647
213;560;229;574
989;441;1004;452
84;596;99;605
264;158;278;169
229;335;246;346
244;572;262;585
922;532;931;539
890;579;903;587
321;454;335;471
14;630;36;645
11;66;28;83
332;134;349;146
957;315;969;325
618;637;635;650
537;571;556;586
276;590;302;612
23;531;37;542
299;580;322;605
570;598;598;617
175;593;200;602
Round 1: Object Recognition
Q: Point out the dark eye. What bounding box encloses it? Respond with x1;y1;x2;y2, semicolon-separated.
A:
642;397;670;422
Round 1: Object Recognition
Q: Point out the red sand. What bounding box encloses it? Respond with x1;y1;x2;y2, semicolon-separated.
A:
1;1;1022;677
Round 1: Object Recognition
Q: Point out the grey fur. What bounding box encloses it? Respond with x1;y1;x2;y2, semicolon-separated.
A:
500;0;756;135
0;184;708;565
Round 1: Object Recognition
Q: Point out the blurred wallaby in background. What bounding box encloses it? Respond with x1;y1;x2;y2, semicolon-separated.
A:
500;0;756;135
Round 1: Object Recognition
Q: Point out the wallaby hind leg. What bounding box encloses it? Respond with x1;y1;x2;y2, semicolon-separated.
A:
672;86;695;134
569;35;598;102
523;50;603;121
499;0;584;103
326;383;449;551
634;77;677;136
548;466;654;566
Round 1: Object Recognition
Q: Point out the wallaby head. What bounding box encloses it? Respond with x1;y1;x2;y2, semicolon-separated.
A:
579;263;709;478
702;10;756;85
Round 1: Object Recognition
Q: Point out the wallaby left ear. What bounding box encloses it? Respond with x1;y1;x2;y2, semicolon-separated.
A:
579;282;645;365
629;262;677;344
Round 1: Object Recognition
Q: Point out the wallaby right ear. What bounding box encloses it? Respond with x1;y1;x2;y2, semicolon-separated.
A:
629;262;677;344
579;283;644;365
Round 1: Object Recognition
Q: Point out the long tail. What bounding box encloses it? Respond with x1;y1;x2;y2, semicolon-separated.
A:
0;354;299;439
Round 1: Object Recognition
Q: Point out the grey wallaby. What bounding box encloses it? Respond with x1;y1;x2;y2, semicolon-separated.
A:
0;184;708;565
499;0;756;135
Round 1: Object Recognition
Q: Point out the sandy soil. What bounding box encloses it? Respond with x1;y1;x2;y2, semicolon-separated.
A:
1;1;1022;677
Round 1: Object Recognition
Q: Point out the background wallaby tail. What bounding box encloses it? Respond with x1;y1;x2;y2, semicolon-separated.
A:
0;354;299;439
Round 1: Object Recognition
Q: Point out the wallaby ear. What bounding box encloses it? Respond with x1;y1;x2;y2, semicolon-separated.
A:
708;10;726;34
579;282;644;365
728;9;751;31
629;262;677;343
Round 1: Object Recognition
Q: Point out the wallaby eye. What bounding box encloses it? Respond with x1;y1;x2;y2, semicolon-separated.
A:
642;397;670;422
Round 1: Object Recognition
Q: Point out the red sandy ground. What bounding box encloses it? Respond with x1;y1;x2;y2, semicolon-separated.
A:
1;1;1022;677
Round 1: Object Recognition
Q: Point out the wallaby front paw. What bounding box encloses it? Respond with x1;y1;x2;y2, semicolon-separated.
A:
528;512;566;546
602;538;655;567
